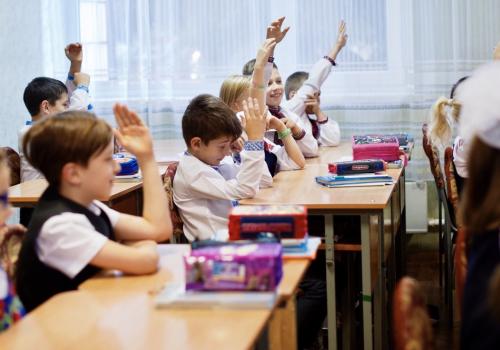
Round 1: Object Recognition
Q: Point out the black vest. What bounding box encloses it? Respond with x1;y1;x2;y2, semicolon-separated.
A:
16;186;114;312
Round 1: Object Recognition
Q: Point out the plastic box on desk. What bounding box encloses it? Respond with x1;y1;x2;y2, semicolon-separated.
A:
228;205;308;240
352;135;400;161
184;243;283;291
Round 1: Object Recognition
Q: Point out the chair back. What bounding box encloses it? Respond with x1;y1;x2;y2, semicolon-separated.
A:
1;147;21;186
161;162;187;243
0;225;26;279
393;277;434;350
422;124;445;189
443;146;459;223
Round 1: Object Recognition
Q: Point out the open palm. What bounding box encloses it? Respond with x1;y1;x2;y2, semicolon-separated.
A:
113;103;153;159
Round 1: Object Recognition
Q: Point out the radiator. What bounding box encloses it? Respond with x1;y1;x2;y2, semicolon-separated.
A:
405;181;428;233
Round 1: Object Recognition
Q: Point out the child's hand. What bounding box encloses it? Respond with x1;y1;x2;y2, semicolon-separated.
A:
65;43;83;63
255;39;277;69
280;117;297;130
494;41;500;60
113;103;154;161
266;17;290;44
267;115;286;132
335;20;348;49
230;137;245;153
74;72;90;87
305;94;321;115
242;97;267;141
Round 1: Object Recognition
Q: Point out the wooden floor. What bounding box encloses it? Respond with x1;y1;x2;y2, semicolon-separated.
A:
405;232;461;350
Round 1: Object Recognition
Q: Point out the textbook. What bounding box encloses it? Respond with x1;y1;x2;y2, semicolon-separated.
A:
155;283;276;309
315;174;394;188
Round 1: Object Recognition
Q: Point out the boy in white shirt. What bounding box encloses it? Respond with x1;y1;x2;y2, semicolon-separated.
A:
173;94;271;242
16;106;172;312
19;42;92;183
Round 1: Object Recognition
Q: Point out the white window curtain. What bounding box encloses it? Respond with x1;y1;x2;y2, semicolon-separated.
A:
40;0;500;180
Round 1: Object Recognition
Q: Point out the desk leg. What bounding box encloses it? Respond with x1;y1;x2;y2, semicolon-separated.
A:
360;214;374;350
325;214;338;350
268;297;297;350
375;213;385;350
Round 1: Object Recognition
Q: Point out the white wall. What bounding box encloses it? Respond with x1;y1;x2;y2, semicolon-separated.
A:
0;0;44;149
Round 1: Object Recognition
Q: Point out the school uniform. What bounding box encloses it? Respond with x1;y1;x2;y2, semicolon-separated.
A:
283;57;341;147
461;228;500;349
453;136;467;195
173;141;272;242
16;186;119;312
18;74;92;183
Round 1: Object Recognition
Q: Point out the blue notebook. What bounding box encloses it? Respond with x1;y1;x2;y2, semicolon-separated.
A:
315;174;394;188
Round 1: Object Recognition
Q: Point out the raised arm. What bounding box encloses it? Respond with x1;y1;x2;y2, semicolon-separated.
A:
250;39;276;114
112;104;172;242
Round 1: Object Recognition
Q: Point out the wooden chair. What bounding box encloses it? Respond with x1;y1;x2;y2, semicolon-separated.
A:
1;147;21;186
393;277;434;350
0;225;25;279
443;146;459;227
161;162;188;244
422;124;455;324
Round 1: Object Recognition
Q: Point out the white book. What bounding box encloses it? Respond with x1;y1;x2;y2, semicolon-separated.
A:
155;283;276;309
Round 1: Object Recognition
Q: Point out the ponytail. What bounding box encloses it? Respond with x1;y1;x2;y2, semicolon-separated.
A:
428;96;461;147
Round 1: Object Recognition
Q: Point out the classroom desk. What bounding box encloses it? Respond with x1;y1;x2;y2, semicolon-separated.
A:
81;245;311;350
8;179;143;215
0;249;312;350
241;143;407;350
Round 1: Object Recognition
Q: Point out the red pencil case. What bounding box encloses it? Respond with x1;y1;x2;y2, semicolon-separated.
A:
352;135;400;161
228;205;308;240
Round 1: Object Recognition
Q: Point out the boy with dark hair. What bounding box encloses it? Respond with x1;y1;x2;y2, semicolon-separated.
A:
173;94;271;241
19;42;92;182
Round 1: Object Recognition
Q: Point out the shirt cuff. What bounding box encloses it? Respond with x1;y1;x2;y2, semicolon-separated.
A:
318;117;329;124
244;140;264;151
76;85;89;93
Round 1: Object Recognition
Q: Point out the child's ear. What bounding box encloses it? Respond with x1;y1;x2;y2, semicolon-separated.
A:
289;90;297;99
189;137;203;151
40;100;50;115
61;162;83;186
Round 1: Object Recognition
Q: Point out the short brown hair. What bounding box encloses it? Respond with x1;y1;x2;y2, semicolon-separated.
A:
182;94;242;146
459;136;500;233
22;111;112;186
285;71;309;100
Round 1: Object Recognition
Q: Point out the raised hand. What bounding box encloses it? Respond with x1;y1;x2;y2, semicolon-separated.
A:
336;20;348;49
242;97;267;141
65;42;83;63
328;20;348;60
113;103;154;160
266;17;290;44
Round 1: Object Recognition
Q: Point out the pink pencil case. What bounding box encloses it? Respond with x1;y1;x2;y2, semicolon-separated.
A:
352;135;400;161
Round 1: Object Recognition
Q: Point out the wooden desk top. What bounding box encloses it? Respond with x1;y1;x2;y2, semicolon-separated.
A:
0;245;309;350
0;290;270;350
241;143;403;210
8;179;142;207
